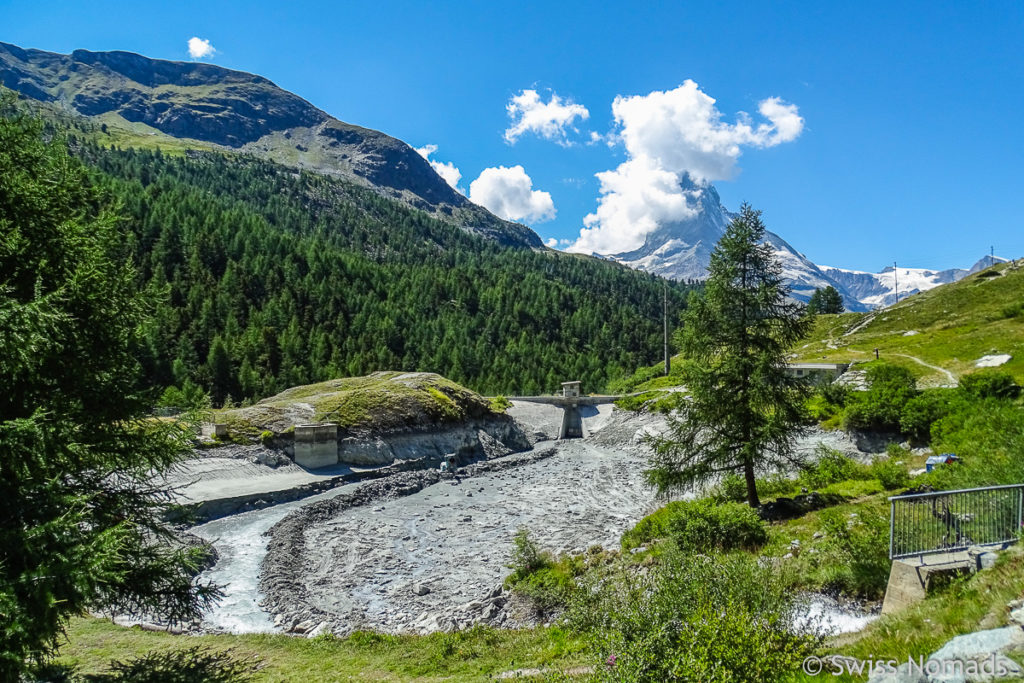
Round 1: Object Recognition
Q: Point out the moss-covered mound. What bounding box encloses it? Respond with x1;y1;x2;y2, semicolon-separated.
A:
217;371;495;439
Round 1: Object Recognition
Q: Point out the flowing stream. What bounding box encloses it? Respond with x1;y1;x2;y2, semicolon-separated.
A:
191;482;363;633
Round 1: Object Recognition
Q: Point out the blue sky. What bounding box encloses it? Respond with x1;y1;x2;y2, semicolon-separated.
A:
3;0;1023;271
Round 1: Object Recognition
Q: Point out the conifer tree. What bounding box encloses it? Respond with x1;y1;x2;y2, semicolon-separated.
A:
0;95;219;678
646;204;811;507
807;285;844;315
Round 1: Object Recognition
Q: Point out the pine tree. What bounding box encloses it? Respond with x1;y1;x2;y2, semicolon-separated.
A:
646;204;812;507
0;96;219;678
807;285;844;315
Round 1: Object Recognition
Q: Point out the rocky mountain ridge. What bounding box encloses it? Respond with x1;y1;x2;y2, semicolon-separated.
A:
606;175;1004;310
0;41;541;248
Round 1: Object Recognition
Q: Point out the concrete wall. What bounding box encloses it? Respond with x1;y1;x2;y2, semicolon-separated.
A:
559;404;584;439
294;424;339;469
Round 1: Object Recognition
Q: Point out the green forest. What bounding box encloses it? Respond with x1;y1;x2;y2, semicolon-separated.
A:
72;141;696;405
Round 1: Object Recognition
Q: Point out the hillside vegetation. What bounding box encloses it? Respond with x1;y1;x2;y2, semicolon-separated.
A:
792;260;1024;384
63;141;696;404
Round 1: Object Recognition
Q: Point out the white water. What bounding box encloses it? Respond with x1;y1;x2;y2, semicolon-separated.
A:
192;482;363;633
798;594;878;635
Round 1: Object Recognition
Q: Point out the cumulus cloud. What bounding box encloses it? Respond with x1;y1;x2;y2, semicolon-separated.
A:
504;89;590;145
415;144;463;191
569;157;702;254
469;165;555;224
187;37;216;60
568;80;803;254
544;237;573;249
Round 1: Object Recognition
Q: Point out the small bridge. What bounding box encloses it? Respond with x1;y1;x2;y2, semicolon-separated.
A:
507;381;622;439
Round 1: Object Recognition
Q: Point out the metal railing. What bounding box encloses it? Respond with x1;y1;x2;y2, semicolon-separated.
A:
889;484;1024;560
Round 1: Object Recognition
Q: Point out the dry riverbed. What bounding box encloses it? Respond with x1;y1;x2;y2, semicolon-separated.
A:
193;401;881;637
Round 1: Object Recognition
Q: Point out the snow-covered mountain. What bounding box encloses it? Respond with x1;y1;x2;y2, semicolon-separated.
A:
820;256;1008;308
607;179;871;311
604;177;1008;312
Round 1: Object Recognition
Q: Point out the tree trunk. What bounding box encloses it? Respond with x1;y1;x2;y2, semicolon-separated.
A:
743;457;760;508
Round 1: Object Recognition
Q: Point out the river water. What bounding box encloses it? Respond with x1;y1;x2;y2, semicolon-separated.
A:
191;482;363;632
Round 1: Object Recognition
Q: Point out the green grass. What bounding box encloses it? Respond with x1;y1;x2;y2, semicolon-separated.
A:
791;261;1024;385
50;618;588;682
214;372;495;440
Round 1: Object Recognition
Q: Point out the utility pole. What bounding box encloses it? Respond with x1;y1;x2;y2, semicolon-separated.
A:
893;261;899;304
663;281;670;376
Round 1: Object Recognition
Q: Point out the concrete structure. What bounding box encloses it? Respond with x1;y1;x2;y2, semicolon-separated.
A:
785;362;850;381
293;423;339;469
510;383;627;440
881;544;1010;614
561;381;582;398
213;423;229;439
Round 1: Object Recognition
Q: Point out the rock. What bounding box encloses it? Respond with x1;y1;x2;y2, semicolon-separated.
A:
813;531;825;540
413;583;431;596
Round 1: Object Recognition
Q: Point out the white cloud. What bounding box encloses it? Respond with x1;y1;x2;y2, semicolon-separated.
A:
415;144;463;192
610;80;804;182
569;157;701;254
469;165;555;224
187;37;216;60
504;89;590;145
544;237;573;249
569;80;803;254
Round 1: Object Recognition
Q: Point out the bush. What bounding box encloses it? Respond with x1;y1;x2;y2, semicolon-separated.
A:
506;528;549;580
869;455;911;490
925;400;1024;489
842;363;918;432
959;370;1020;400
571;547;821;682
1001;302;1024;319
505;529;582;613
799;445;867;489
488;395;512;412
817;507;893;598
756;473;801;499
259;430;274;446
623;500;767;552
900;389;964;443
709;473;747;503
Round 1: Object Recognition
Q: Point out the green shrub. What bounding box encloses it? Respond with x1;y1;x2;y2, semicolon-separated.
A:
868;453;911;490
817;507;891;598
925;400;1024;489
505;529;584;613
572;547;821;682
709;473;748;503
259;430;274;446
1001;301;1024;318
959;370;1020;400
506;528;549;580
900;389;964;443
622;500;768;552
487;395;512;412
842;363;918;432
799;445;867;489
756;473;801;499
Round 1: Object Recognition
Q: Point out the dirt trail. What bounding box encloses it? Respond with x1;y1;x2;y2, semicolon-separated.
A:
891;352;957;386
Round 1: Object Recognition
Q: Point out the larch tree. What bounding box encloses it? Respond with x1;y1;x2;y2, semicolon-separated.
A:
0;94;219;678
646;204;812;507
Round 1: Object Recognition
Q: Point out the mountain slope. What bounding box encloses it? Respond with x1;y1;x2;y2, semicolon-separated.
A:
71;141;696;402
820;256;1008;308
792;259;1024;384
0;41;541;248
607;178;870;311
